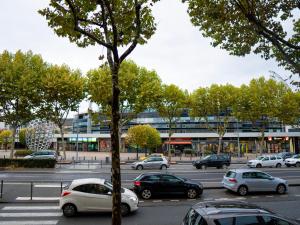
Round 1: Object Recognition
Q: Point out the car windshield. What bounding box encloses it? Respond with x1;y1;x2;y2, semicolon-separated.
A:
202;155;211;160
256;156;264;160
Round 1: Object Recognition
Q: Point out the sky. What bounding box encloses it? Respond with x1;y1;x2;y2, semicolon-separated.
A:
0;0;290;114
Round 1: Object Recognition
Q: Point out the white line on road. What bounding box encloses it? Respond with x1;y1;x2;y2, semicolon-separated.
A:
170;200;179;202
16;197;60;201
152;200;162;203
2;206;60;210
34;184;62;188
0;221;58;225
0;212;62;217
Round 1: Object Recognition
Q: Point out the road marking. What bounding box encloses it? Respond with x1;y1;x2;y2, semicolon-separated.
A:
204;198;213;201
0;212;62;217
251;196;258;199
295;195;300;197
153;200;162;203
266;195;274;198
187;199;196;201
139;200;144;203
0;221;58;225
234;197;246;200
2;206;60;210
34;184;62;188
170;200;179;202
16;197;60;201
215;198;230;201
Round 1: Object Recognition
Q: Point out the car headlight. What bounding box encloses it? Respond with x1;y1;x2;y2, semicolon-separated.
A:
129;196;138;202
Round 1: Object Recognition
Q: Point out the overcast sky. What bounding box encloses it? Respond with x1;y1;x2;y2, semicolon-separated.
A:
0;0;290;114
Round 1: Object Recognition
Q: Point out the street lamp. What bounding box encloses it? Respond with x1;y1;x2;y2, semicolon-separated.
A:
75;106;80;162
236;119;240;158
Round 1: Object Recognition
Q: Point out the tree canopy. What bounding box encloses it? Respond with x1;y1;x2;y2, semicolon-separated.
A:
185;0;300;75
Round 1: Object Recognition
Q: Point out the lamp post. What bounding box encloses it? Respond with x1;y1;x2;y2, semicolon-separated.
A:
236;119;240;158
75;107;80;162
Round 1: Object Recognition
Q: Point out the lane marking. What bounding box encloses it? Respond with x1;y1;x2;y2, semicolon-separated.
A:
234;197;246;200
0;221;58;225
2;206;60;210
170;200;179;202
153;200;162;203
266;195;274;198
204;198;213;201
16;197;60;201
34;184;62;188
0;212;62;217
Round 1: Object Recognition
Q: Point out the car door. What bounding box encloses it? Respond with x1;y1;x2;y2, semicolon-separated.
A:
160;174;185;195
207;155;217;167
270;156;277;167
254;172;275;191
144;158;155;169
262;156;271;167
242;172;259;192
153;157;163;169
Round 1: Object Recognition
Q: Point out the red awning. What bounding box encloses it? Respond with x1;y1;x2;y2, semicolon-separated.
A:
164;141;192;145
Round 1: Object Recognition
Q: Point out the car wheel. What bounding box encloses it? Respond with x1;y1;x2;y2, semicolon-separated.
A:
187;188;198;199
222;164;228;169
256;164;262;168
296;162;300;168
62;204;77;217
121;203;130;216
141;189;152;199
286;164;291;167
238;185;248;196
136;165;143;170
160;164;167;170
277;184;286;194
201;164;207;170
195;165;200;169
276;163;282;168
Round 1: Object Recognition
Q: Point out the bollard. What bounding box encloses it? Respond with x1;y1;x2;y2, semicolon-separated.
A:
0;180;3;198
95;156;96;161
60;181;63;194
84;156;85;161
3;155;5;159
30;182;33;200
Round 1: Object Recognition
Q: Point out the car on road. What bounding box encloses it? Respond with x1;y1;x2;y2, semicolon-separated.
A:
139;153;165;161
247;155;284;168
222;169;288;196
131;156;169;170
60;178;138;217
277;152;294;161
24;150;57;160
182;201;300;225
133;172;203;199
193;154;231;169
285;154;300;167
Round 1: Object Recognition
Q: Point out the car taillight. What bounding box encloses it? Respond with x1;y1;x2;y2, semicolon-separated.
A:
61;191;71;197
228;178;237;183
134;181;141;186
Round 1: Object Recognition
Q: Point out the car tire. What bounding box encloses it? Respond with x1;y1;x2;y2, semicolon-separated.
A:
256;164;262;168
62;203;77;217
141;189;152;199
276;163;282;168
296;162;300;168
136;165;143;170
286;164;291;168
160;164;167;170
238;185;248;196
195;165;200;169
121;203;130;216
201;164;207;170
277;184;286;194
222;164;228;169
187;188;198;199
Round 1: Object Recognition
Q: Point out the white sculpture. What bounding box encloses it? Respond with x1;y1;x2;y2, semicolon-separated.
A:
25;119;55;151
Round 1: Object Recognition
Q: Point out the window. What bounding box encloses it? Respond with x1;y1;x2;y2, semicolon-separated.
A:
263;157;270;161
214;217;233;225
277;157;282;160
270;156;276;160
143;175;160;182
255;172;271;179
183;209;207;225
226;171;236;178
262;216;292;225
73;184;110;195
161;175;181;182
235;216;260;225
242;172;257;179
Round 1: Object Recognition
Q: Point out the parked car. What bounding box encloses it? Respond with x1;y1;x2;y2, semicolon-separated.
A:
24;150;57;160
285;154;300;167
60;178;138;217
133;172;203;199
139;153;165;161
277;152;294;161
247;155;283;168
182;201;300;225
193;154;231;169
222;169;288;196
131;157;169;170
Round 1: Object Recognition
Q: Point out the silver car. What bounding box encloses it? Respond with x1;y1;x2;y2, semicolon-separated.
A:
24;150;57;160
222;169;288;196
131;157;169;170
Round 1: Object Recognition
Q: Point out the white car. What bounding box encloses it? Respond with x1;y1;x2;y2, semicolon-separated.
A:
285;154;300;167
60;178;138;217
247;155;284;168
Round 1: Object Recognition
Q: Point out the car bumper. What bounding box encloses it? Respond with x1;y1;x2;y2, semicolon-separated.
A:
222;181;238;192
285;162;295;166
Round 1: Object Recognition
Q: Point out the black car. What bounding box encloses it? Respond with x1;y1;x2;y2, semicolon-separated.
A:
193;154;231;169
133;173;203;199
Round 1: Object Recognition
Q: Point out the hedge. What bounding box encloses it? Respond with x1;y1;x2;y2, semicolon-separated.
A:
14;150;34;157
0;158;56;168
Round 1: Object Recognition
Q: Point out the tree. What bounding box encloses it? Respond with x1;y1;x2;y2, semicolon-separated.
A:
39;1;157;223
38;64;85;159
0;130;13;151
190;84;238;154
18;128;27;147
87;60;162;150
233;77;291;154
126;124;161;159
185;0;300;75
156;84;186;160
0;50;46;158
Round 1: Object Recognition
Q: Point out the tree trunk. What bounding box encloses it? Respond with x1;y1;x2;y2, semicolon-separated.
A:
136;145;139;160
260;128;265;155
10;127;16;159
60;127;66;160
168;127;172;162
217;136;222;155
111;64;122;225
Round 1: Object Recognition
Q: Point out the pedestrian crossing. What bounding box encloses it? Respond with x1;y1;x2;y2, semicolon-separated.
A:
0;205;61;225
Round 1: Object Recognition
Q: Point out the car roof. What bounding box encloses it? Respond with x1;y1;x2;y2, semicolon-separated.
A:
70;178;105;188
192;201;272;217
227;168;261;173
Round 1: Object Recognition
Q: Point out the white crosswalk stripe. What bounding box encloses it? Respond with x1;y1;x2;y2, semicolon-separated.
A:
0;204;61;225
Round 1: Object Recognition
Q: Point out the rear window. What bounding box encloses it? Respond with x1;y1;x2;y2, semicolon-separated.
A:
183;209;208;225
225;171;236;178
214;217;233;225
141;175;160;181
215;216;261;225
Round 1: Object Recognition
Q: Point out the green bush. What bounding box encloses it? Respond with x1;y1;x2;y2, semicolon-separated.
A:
14;150;34;157
0;158;56;168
